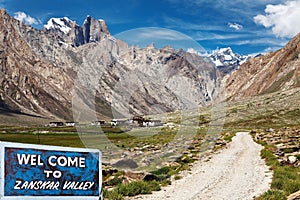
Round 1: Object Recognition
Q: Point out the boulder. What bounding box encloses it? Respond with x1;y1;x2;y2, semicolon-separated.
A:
143;173;160;182
112;158;139;169
288;156;297;164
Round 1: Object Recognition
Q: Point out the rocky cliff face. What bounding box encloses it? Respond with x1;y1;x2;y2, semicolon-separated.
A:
0;9;220;120
0;9;76;119
226;32;300;100
44;16;109;47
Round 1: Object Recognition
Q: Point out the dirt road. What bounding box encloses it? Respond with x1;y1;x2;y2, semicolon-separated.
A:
130;132;272;200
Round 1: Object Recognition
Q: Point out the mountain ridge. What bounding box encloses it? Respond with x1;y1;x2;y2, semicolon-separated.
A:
225;32;300;100
43;15;110;47
0;9;220;121
2;8;299;122
188;47;252;75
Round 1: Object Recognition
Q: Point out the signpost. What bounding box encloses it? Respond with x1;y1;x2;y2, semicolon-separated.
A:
0;142;101;200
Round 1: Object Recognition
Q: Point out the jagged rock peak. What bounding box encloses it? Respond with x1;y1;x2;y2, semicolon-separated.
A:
145;42;155;49
43;15;110;47
0;8;6;15
0;9;221;120
82;15;110;43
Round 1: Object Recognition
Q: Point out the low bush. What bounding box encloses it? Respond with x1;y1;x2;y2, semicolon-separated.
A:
256;142;300;199
115;181;160;197
174;175;182;180
260;147;280;167
256;190;286;200
105;177;123;187
103;189;123;200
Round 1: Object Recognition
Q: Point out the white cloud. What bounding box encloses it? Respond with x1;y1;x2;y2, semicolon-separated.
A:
194;32;251;41
164;16;224;31
14;11;41;25
231;38;287;46
166;0;284;17
138;29;189;41
228;23;243;30
116;27;190;42
254;0;300;37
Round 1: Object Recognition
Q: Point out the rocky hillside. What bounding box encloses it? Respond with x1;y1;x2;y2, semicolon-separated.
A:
0;9;220;121
0;9;75;119
226;32;300;100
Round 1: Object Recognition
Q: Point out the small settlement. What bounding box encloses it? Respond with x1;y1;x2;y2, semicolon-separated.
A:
47;116;163;128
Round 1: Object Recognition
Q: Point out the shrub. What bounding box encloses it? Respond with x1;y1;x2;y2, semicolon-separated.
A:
223;134;235;142
106;177;123;186
256;142;300;199
283;148;294;154
174;175;182;180
103;189;123;200
256;190;286;200
271;165;300;195
116;181;160;197
160;179;172;186
283;180;300;195
150;166;173;175
260;148;280;167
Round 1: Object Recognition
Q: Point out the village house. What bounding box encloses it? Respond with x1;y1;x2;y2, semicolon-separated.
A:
48;122;64;127
65;122;79;127
132;116;145;126
142;119;163;127
90;120;106;126
111;119;132;126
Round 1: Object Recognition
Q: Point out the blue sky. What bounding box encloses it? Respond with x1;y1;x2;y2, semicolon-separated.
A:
1;0;300;55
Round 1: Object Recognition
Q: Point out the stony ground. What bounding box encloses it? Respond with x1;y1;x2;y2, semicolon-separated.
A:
129;132;272;200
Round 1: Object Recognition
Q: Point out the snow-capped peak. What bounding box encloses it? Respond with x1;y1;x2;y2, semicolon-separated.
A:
215;47;233;54
186;48;209;56
44;17;73;34
211;47;235;66
83;15;105;24
186;47;252;74
209;47;252;74
210;47;250;67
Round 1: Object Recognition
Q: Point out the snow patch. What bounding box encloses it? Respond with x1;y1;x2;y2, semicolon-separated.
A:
44;17;72;34
187;48;199;55
224;54;233;61
209;47;252;73
212;59;224;67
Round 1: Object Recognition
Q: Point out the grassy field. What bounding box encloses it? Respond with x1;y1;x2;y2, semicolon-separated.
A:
254;139;300;200
0;125;189;153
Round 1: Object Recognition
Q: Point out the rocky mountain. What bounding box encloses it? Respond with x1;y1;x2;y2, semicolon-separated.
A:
0;9;221;121
44;16;109;47
209;47;251;74
226;32;300;100
0;10;75;119
187;47;251;74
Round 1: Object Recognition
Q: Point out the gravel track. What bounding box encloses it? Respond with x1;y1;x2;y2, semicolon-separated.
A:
129;132;272;200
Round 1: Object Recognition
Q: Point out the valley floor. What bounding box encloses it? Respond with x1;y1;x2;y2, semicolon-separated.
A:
129;132;272;200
